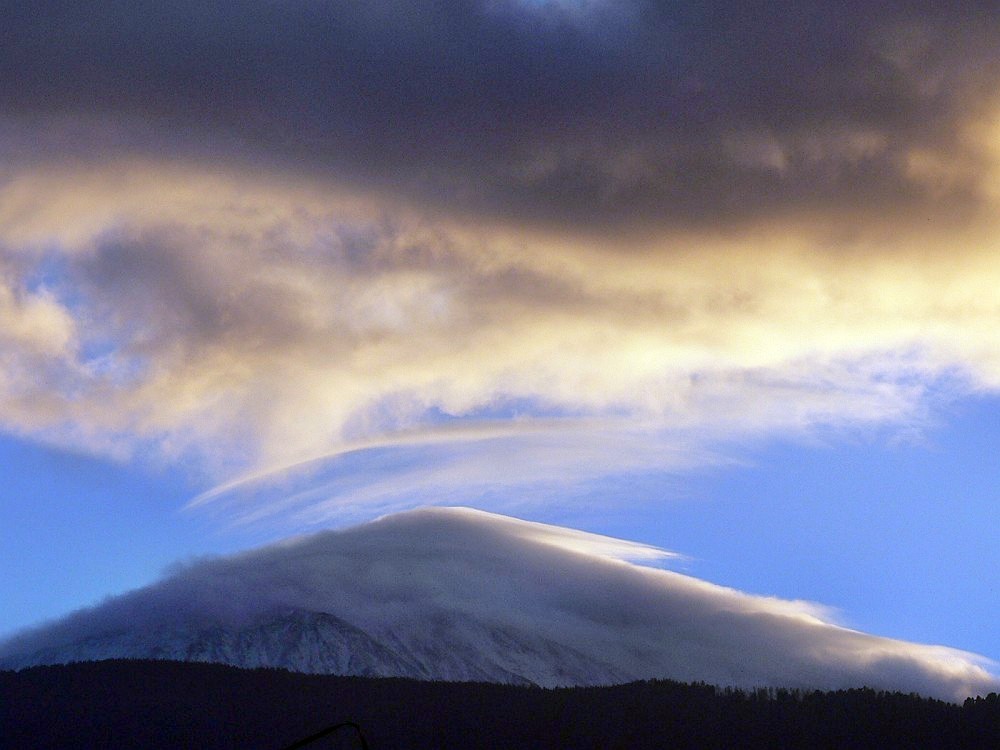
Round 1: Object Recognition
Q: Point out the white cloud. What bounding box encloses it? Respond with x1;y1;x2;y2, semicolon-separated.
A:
1;507;995;701
1;158;1000;516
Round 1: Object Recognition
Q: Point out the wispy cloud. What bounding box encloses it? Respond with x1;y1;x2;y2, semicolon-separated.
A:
2;161;1000;514
2;3;1000;520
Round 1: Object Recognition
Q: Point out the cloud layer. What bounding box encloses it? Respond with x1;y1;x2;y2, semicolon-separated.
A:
2;2;1000;515
1;507;995;701
5;2;1000;228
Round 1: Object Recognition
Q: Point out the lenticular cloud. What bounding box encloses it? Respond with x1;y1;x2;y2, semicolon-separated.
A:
1;507;995;702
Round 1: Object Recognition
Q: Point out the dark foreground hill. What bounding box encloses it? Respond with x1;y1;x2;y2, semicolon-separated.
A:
1;660;998;749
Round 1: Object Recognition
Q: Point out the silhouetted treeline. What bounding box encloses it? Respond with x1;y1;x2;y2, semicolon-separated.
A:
1;660;997;749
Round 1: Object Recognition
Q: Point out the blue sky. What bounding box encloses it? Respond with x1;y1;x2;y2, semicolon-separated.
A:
573;396;1000;661
1;0;1000;682
3;394;997;666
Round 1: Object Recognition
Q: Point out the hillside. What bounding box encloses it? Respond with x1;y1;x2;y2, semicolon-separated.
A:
2;660;998;749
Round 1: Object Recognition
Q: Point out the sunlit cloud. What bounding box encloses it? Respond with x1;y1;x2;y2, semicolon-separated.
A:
2;157;1000;520
2;2;1000;522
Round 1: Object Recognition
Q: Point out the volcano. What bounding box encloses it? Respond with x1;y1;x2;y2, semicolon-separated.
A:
1;507;995;701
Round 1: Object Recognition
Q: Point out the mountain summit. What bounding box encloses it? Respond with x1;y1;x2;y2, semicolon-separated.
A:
1;507;995;701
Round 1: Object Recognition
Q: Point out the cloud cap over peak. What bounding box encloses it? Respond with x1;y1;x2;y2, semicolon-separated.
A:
1;507;996;702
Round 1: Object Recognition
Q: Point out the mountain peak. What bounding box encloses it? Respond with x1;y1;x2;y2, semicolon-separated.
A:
2;507;996;701
364;505;678;563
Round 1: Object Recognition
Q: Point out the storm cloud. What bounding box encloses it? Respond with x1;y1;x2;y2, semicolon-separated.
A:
3;2;1000;228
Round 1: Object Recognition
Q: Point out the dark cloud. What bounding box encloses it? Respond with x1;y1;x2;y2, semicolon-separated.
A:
3;1;998;229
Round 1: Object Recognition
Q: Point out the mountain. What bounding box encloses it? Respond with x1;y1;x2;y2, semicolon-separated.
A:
1;507;996;701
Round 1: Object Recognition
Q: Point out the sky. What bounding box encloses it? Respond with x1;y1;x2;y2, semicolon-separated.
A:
1;1;999;675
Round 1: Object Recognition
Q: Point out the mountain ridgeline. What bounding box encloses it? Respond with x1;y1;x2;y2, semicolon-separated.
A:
1;508;997;702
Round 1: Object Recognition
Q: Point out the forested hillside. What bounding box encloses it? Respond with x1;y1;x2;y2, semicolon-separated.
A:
2;660;998;748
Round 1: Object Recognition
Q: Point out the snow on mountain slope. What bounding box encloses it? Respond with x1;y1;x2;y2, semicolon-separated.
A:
1;507;996;701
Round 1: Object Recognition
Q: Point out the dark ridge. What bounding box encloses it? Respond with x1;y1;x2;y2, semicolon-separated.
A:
1;659;998;749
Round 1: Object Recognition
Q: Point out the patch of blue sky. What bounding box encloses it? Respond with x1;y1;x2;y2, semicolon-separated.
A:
0;432;257;639
22;248;81;308
78;336;150;387
423;397;604;423
584;392;1000;662
336;395;607;445
22;248;150;385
